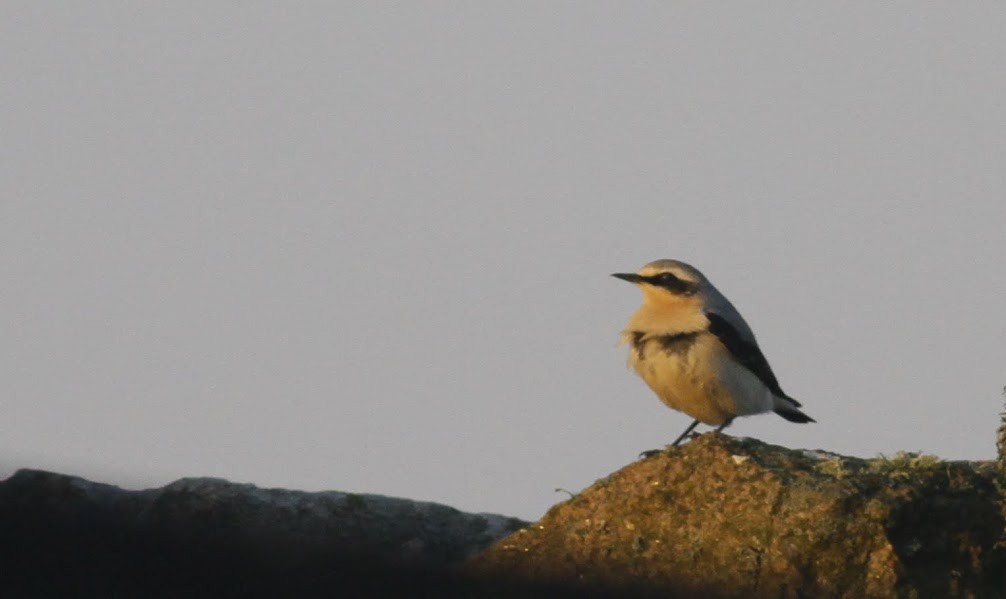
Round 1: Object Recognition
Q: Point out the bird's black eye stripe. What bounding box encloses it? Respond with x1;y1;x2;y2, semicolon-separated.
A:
643;272;697;295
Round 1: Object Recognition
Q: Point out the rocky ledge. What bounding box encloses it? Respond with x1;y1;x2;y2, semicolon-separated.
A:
0;470;525;597
468;433;1006;598
5;434;1005;598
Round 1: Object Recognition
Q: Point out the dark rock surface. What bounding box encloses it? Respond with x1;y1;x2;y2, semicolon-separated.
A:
469;434;1006;599
7;434;1005;598
0;469;526;597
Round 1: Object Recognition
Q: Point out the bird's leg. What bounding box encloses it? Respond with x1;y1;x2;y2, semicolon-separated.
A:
671;419;701;446
639;419;702;458
713;418;735;434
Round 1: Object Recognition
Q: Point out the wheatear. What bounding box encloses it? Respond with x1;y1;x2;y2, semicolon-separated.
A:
613;259;813;446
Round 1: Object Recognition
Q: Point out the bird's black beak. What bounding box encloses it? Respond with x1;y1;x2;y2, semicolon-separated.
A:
611;273;644;284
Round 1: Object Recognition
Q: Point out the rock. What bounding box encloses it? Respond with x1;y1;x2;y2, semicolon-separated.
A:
0;470;526;597
467;434;1006;599
7;434;1005;598
998;387;1006;477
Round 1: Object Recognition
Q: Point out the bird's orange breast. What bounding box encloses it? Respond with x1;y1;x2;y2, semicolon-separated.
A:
626;333;737;425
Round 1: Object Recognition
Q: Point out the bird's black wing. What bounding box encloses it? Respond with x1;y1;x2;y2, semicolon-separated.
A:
704;311;801;406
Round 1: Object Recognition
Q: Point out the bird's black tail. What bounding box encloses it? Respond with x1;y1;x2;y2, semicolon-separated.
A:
775;408;815;423
773;396;815;423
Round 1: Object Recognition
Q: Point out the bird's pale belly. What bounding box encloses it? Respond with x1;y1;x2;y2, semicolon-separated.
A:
629;335;737;425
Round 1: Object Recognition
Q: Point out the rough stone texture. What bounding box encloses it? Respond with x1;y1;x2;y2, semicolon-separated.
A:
5;434;1005;598
998;390;1006;477
0;470;526;597
999;393;1006;561
468;434;1006;599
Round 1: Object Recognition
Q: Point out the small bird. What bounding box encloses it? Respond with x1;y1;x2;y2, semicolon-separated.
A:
613;259;813;446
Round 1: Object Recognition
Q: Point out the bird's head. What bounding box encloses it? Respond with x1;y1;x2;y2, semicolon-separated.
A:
612;259;709;304
613;259;756;342
612;259;712;334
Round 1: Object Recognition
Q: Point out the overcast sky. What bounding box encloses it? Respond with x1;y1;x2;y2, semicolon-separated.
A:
2;4;1004;520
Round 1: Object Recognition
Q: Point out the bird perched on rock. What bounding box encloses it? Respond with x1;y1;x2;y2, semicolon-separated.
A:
613;259;813;446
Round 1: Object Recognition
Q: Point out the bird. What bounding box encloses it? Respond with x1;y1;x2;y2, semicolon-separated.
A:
613;259;813;447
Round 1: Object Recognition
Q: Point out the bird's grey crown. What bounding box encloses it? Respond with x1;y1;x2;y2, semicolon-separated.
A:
637;259;704;284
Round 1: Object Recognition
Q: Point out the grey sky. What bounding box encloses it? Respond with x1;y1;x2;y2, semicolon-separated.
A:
2;4;1004;520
